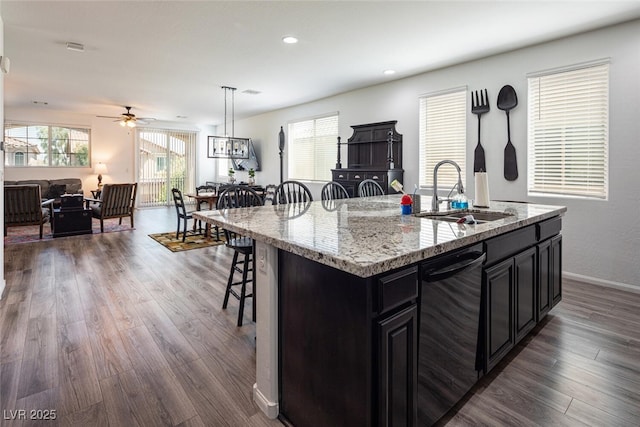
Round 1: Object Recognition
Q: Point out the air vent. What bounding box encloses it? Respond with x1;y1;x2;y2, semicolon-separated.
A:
66;42;85;52
242;89;261;95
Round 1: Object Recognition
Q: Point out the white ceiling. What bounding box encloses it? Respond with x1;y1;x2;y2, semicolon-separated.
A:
3;1;640;126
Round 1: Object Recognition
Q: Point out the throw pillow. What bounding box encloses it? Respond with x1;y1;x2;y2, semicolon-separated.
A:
45;184;66;199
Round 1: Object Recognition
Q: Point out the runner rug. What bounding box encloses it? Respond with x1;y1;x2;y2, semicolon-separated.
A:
148;231;226;252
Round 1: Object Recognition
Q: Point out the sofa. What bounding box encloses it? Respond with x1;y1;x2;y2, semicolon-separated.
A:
4;178;83;205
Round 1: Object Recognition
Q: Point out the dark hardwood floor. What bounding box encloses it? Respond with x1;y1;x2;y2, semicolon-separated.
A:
2;207;639;426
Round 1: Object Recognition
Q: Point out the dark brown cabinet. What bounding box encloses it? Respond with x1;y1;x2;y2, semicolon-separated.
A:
538;234;563;319
515;247;537;342
332;121;404;197
483;218;562;373
484;257;515;372
377;305;417;427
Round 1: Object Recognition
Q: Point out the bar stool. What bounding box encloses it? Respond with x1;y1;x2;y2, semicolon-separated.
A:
216;185;264;326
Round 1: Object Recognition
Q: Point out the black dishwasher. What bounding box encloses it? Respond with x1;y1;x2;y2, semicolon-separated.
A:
418;243;486;426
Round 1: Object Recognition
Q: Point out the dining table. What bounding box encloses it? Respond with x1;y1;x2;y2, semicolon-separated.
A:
185;192;220;239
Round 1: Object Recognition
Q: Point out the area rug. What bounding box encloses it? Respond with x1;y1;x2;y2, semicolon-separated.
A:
148;231;226;252
4;221;134;245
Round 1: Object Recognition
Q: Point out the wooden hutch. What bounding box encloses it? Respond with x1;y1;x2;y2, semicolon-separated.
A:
331;120;404;197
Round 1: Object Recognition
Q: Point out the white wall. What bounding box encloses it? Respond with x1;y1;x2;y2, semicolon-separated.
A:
230;20;640;288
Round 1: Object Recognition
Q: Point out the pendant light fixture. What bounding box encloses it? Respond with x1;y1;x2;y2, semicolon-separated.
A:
207;86;250;159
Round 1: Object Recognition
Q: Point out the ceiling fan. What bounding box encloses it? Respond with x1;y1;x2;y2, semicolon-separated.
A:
96;106;155;128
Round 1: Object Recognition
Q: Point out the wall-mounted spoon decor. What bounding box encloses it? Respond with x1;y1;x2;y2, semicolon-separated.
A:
497;84;518;181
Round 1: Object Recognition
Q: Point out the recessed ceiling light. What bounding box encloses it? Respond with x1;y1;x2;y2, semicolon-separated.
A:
383;69;396;76
282;36;298;44
66;42;85;52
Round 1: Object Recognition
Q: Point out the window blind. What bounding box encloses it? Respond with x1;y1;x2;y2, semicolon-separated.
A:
527;62;609;199
419;89;467;190
288;113;338;181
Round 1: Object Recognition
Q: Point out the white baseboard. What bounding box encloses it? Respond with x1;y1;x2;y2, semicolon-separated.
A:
253;383;279;419
564;271;640;294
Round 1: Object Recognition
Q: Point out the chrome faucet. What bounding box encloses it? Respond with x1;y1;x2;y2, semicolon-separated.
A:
431;160;464;212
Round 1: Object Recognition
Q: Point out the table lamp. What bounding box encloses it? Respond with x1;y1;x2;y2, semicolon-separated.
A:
94;162;108;188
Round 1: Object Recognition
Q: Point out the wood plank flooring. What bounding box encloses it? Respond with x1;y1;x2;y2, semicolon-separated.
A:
2;207;639;426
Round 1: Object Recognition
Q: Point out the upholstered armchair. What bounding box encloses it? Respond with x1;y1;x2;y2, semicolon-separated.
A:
4;184;55;238
85;183;137;232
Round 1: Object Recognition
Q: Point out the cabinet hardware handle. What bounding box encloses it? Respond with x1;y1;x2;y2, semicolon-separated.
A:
372;176;379;179
354;175;361;179
338;174;344;178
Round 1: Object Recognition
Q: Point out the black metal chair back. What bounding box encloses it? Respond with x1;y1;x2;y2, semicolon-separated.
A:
321;181;349;201
358;179;384;197
171;188;194;242
216;185;264;242
274;180;313;205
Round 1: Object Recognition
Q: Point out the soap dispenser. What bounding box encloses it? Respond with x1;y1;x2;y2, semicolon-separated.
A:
451;192;469;210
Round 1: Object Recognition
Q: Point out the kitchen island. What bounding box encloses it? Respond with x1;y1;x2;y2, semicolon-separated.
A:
193;195;566;426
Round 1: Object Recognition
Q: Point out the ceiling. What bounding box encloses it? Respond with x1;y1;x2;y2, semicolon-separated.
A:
3;1;640;127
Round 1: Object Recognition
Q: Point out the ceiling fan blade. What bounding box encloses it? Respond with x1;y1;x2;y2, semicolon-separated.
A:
96;115;120;119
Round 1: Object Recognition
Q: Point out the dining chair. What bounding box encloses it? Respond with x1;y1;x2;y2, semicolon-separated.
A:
171;188;199;242
321;181;349;201
216;185;264;326
274;180;313;204
263;184;277;205
358;179;384;197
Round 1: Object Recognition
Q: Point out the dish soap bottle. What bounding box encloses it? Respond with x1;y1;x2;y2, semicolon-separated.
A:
451;193;469;210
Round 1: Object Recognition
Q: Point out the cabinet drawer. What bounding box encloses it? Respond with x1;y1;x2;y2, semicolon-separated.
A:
484;225;536;266
333;171;349;180
364;172;385;182
537;216;562;241
377;266;418;315
350;172;365;181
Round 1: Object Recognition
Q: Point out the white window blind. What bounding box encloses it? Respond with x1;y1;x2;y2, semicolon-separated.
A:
419;89;467;190
527;62;609;199
288;113;338;181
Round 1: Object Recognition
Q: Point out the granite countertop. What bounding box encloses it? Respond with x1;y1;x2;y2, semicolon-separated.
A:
193;195;566;278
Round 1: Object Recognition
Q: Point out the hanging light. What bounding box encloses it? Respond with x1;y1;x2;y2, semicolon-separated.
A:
207;86;250;159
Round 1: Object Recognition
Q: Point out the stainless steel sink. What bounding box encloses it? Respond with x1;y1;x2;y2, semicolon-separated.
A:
414;209;515;224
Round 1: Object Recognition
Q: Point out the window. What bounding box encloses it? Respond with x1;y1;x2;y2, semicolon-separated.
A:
137;127;197;207
14;152;25;166
419;88;467;190
288;113;339;181
527;61;609;199
4;123;90;167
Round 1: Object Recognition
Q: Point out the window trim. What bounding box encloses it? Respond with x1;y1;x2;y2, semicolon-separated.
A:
4;121;92;168
418;86;468;191
287;111;339;183
527;60;609;200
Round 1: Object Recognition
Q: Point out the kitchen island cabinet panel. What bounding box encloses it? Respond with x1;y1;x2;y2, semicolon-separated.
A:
279;250;374;427
515;247;537;342
484;258;515;373
377;305;417;427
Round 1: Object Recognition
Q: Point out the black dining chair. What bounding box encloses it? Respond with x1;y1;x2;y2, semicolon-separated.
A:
321;181;349;201
274;180;313;204
171;188;199;242
262;184;277;205
217;185;264;326
358;179;384;197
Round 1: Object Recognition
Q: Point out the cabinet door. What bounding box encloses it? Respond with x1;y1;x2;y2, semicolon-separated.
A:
551;235;563;307
515;247;537;342
378;305;417;427
484;258;514;372
537;239;552;320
